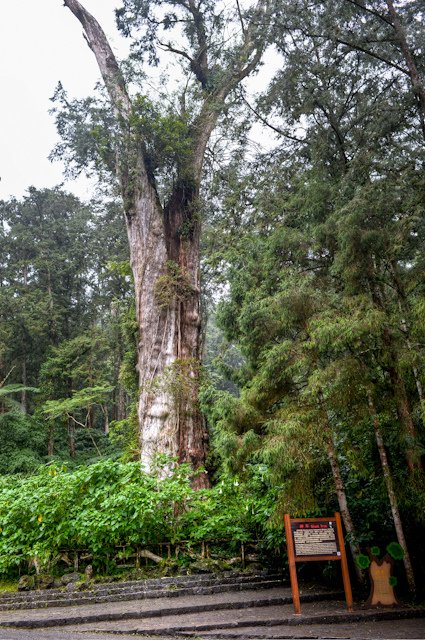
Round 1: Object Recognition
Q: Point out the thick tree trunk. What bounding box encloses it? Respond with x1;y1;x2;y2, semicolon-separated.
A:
367;395;416;594
62;0;265;486
127;182;208;487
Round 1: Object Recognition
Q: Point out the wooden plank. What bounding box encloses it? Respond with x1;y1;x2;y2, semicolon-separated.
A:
284;513;301;615
335;511;353;611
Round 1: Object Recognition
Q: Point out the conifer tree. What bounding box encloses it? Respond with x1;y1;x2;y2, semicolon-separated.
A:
54;0;271;483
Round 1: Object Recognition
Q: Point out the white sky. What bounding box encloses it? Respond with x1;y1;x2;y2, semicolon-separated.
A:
0;0;126;201
0;1;277;203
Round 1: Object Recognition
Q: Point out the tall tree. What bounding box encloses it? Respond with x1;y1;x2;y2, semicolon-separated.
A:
56;0;270;485
0;188;95;397
200;1;424;582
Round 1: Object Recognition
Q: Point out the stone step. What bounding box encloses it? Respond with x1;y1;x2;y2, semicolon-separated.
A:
0;587;343;628
20;599;424;636
0;570;282;601
0;572;286;611
0;579;286;612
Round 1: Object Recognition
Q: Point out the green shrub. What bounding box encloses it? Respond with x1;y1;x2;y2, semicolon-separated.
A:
0;459;279;575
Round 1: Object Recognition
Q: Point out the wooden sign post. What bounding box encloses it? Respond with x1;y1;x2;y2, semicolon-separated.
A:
284;512;353;615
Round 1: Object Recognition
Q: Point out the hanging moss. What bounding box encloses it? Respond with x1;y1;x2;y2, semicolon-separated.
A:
154;261;194;308
161;358;202;406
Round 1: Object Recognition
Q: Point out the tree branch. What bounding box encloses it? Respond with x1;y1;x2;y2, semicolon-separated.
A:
157;40;194;65
186;0;209;88
343;0;394;27
62;0;159;202
66;412;102;456
385;0;425;139
292;25;408;76
63;0;132;120
0;366;15;389
236;0;246;35
242;96;303;143
190;0;270;178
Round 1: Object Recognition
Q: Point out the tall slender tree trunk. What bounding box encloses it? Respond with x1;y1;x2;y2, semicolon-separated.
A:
367;394;416;594
116;385;127;422
68;416;76;458
370;274;421;472
383;327;422;473
319;393;364;585
47;423;55;457
21;356;27;413
388;261;424;408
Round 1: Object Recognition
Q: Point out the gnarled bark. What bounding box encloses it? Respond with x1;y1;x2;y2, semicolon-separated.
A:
62;0;268;485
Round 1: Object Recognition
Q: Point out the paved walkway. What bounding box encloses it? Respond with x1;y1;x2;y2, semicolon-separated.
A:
0;617;424;640
0;586;299;626
0;581;423;639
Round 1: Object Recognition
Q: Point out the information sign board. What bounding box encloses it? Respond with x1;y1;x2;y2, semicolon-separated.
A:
291;519;340;559
284;513;353;615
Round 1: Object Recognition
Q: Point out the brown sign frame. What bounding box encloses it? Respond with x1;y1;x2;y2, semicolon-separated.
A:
284;512;353;614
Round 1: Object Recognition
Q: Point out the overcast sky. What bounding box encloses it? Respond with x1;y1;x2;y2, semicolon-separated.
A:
0;0;126;201
0;1;276;203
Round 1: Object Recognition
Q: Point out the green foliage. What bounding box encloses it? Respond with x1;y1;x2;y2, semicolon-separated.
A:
386;542;405;561
0;187;134;465
0;459;280;575
200;0;425;577
42;386;114;421
0;412;46;475
355;554;371;570
154;261;194;309
130;96;192;174
0;385;44;474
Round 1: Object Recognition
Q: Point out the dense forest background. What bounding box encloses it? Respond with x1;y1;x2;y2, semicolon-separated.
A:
0;0;424;594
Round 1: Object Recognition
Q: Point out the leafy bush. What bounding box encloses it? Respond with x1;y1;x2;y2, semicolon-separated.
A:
0;460;281;575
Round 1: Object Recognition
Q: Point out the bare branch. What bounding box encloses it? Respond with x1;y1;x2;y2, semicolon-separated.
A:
0;366;15;389
242;96;304;143
236;0;246;35
63;0;132;120
66;412;102;456
157;40;194;65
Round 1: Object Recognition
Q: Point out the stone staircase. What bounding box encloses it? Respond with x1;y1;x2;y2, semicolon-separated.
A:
0;570;286;611
1;570;422;639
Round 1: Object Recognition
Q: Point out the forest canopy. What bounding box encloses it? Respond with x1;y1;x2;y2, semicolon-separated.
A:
0;0;424;594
